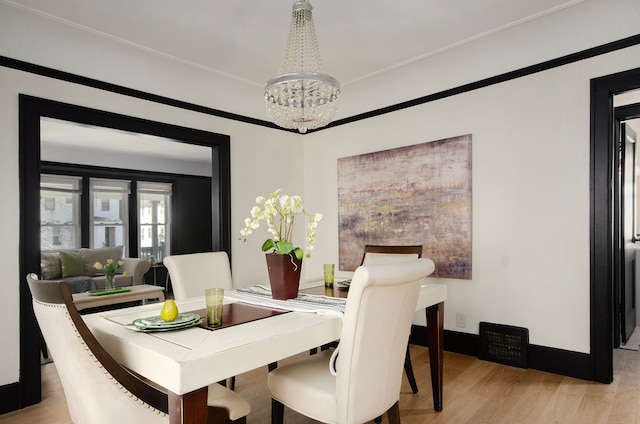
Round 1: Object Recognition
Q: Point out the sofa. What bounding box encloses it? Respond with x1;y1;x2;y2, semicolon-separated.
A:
40;246;151;293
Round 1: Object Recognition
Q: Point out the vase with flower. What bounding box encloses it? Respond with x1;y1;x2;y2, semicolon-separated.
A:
240;188;322;300
94;258;126;292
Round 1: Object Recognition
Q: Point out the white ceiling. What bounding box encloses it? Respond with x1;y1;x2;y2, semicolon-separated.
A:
5;0;585;89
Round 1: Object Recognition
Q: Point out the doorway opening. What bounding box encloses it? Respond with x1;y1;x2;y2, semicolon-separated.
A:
590;67;640;383
18;95;231;408
614;96;640;350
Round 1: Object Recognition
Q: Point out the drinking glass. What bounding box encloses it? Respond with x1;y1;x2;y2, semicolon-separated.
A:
323;263;335;287
205;288;224;326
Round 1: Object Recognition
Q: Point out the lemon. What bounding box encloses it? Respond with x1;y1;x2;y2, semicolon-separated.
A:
160;299;179;322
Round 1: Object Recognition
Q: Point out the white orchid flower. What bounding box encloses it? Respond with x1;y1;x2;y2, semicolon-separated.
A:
238;189;322;258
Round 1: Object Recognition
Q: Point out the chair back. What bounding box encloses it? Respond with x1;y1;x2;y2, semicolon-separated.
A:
26;273;167;424
360;244;422;266
163;251;233;300
335;258;435;423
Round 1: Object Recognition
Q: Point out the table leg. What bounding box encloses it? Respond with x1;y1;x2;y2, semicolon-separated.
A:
426;302;444;411
169;387;208;424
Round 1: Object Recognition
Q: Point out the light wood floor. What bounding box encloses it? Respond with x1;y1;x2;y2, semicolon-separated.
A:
1;346;639;423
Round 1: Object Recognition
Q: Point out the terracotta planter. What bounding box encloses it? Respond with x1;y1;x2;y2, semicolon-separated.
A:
265;253;303;300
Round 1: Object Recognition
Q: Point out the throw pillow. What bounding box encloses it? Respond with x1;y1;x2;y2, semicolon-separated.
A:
40;252;62;280
59;251;85;278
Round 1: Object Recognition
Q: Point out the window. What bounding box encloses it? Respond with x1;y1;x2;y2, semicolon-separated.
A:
90;178;130;253
138;181;172;261
44;197;55;211
40;175;82;250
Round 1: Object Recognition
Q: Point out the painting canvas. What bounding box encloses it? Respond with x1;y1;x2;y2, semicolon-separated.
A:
337;134;472;279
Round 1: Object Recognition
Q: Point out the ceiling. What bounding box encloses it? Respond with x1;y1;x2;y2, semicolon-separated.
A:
5;0;585;89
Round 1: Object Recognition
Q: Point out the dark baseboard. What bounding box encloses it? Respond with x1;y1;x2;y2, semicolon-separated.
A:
410;326;592;381
527;344;591;381
0;382;20;415
442;329;480;357
410;325;480;356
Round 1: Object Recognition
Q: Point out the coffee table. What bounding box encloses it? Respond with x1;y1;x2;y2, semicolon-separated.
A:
73;284;165;311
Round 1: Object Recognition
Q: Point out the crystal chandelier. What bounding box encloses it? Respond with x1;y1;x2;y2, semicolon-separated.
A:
264;0;340;134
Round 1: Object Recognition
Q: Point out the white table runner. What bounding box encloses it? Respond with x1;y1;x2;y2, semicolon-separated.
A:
227;285;346;314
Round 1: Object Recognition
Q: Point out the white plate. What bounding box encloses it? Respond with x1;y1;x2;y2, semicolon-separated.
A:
132;313;201;329
334;280;351;289
126;317;203;332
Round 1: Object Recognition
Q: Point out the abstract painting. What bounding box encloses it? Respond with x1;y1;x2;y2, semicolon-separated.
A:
337;134;472;279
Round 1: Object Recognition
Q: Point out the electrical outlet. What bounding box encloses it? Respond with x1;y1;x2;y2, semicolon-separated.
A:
456;313;466;328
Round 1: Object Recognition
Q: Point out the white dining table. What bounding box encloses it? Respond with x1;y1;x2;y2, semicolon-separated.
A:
83;282;447;424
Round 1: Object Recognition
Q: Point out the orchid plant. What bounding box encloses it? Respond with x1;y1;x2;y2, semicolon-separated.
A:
239;189;322;260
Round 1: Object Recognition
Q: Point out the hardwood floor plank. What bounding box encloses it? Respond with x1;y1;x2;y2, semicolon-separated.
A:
489;371;560;424
607;383;638;424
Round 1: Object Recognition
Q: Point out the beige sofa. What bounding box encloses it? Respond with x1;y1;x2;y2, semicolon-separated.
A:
40;246;151;292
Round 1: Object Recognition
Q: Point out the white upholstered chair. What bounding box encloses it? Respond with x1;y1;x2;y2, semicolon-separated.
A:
267;258;435;424
361;245;423;395
163;251;233;300
27;273;250;424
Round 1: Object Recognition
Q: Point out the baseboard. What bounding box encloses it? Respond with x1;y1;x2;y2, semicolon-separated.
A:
527;344;591;380
0;382;20;415
410;325;592;381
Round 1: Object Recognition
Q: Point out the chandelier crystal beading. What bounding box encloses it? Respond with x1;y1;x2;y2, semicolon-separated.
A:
265;0;340;134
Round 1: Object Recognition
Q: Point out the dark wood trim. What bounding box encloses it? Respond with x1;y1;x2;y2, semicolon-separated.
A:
211;143;233;253
17;96;43;410
128;180;139;258
444;329;480;357
590;67;640;384
410;327;479;357
80;175;91;247
0;382;20;414
0;56;282;132
615;103;640;121
528;345;591;381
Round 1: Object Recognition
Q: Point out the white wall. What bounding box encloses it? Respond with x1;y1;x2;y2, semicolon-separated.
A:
303;45;640;354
